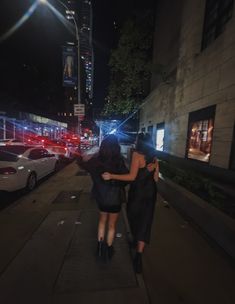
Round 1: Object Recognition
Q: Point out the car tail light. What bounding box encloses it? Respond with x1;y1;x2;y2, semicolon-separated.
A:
0;167;17;175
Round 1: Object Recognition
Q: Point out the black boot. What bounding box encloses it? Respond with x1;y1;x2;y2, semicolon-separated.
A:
107;245;114;260
133;252;142;274
96;240;105;258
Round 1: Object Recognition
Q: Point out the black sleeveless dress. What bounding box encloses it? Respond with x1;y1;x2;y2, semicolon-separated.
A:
127;165;157;244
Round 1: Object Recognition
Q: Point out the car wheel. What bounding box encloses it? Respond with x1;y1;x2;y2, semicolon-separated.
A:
26;172;37;191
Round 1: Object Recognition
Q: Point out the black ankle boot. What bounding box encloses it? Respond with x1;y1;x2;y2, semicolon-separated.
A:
96;240;104;257
133;252;142;274
107;245;114;260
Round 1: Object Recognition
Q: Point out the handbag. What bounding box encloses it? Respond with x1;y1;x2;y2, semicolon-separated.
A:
98;181;122;208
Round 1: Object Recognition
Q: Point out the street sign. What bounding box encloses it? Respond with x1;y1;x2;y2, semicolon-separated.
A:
74;104;85;116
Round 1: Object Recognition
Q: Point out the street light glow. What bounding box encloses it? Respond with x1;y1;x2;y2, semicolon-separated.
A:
0;1;39;43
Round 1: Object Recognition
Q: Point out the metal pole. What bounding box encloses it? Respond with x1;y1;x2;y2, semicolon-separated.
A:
76;29;81;136
3;118;6;140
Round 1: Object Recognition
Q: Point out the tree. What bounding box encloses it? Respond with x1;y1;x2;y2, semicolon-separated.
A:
102;10;154;118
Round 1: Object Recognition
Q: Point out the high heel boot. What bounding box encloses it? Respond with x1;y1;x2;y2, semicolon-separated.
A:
107;245;114;260
96;240;104;258
133;252;142;273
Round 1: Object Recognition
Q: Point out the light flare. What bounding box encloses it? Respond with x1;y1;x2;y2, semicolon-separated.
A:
0;1;39;43
43;0;75;36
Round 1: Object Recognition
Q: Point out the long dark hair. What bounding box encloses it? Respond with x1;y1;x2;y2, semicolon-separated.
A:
99;135;121;163
135;132;156;163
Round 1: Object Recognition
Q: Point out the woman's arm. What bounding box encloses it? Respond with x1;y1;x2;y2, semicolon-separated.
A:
102;152;140;181
77;153;98;173
153;158;159;182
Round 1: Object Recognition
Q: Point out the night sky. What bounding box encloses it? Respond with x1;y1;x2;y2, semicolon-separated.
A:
0;0;154;118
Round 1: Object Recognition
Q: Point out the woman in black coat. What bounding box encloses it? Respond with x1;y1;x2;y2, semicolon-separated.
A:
78;135;128;259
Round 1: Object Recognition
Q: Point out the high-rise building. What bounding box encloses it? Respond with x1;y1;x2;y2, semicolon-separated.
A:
57;0;79;132
59;0;94;130
78;0;94;113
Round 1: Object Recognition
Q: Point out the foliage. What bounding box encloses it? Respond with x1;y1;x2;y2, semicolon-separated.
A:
102;11;154;118
102;98;137;117
159;160;234;218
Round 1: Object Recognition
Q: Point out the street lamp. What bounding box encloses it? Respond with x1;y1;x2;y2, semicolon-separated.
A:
39;0;81;135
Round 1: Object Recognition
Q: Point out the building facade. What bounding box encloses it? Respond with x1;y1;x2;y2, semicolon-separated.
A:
0;111;67;141
140;0;235;177
78;0;94;117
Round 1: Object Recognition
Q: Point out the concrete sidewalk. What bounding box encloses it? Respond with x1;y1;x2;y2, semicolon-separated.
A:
0;161;234;304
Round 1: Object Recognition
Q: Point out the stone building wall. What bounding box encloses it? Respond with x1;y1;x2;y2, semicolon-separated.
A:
140;0;235;170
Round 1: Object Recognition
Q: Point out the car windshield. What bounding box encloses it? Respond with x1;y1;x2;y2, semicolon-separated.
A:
0;146;30;162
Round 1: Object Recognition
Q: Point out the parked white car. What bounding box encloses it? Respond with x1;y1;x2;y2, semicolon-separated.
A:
0;145;58;192
45;140;80;160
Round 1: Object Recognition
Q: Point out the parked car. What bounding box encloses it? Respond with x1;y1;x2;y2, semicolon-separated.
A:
25;135;50;146
0;139;24;146
80;137;92;150
45;140;81;160
0;145;58;192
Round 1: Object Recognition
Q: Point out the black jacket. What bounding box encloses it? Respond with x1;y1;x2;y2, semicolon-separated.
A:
77;155;128;212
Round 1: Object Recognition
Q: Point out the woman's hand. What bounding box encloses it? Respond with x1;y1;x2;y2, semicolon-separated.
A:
102;172;112;180
147;163;156;172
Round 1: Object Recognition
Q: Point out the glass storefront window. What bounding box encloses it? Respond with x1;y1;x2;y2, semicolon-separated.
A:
156;122;165;151
187;118;214;162
156;129;164;151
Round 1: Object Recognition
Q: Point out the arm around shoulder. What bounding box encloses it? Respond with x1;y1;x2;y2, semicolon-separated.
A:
103;152;140;182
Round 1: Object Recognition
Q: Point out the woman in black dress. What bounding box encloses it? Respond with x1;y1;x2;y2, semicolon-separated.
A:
102;133;159;272
78;135;128;259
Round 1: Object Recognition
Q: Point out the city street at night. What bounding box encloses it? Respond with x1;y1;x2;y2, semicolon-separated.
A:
1;0;235;303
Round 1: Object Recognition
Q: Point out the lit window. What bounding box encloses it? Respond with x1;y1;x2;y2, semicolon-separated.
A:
186;106;216;162
66;10;75;15
156;123;165;152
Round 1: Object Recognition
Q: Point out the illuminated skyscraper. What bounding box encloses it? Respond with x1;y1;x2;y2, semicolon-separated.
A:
62;0;93;122
79;0;94;107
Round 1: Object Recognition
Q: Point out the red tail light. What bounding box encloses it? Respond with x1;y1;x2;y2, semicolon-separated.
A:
0;167;17;175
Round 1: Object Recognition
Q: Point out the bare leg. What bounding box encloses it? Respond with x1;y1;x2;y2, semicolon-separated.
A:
134;241;145;273
137;241;145;253
98;212;108;241
107;212;119;246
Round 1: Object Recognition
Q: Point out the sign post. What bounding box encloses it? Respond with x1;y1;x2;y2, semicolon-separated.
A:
74;104;85;133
